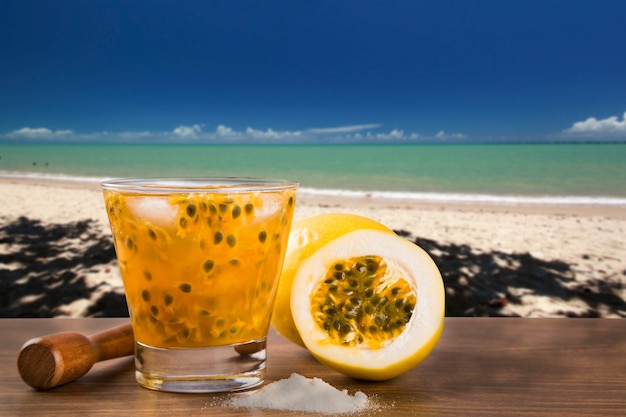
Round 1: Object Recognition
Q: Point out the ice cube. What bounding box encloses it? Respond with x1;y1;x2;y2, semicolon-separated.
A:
251;195;281;221
126;197;178;228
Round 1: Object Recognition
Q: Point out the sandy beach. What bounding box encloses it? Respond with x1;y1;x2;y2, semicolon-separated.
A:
1;177;625;319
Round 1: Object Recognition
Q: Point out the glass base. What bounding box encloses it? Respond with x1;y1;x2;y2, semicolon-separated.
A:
134;339;266;393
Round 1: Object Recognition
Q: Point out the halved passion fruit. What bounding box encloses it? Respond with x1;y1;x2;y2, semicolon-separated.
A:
272;213;394;347
281;215;445;381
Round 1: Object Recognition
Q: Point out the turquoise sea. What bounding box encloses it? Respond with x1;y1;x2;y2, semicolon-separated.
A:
1;143;625;205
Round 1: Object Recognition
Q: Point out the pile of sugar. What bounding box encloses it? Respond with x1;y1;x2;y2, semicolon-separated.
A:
228;373;370;414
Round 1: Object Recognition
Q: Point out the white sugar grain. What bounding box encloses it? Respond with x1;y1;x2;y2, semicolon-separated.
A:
229;373;369;414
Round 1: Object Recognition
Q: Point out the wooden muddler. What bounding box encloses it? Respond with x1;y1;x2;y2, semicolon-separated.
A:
17;322;135;390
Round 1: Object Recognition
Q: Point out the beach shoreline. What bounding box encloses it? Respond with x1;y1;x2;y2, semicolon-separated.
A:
4;175;626;217
1;177;625;319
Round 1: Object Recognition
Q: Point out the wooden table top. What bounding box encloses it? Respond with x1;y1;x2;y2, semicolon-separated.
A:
1;318;625;416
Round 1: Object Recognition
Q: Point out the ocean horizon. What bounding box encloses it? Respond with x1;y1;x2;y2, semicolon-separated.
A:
1;142;625;207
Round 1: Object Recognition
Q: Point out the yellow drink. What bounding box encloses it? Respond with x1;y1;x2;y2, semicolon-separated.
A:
102;178;297;392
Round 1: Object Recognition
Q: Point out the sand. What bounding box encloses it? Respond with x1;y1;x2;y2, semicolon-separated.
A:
1;177;625;318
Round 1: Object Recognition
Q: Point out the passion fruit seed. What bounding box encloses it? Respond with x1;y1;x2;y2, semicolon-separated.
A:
214;231;223;244
232;205;241;219
179;283;192;293
203;259;215;272
181;327;190;339
164;294;174;306
311;255;416;349
258;231;267;243
227;234;237;247
186;203;197;218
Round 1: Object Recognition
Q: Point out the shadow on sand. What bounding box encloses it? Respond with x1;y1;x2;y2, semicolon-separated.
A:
0;216;127;317
1;216;624;318
395;231;626;318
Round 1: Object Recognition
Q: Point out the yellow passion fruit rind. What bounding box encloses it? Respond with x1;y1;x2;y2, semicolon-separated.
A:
290;229;445;381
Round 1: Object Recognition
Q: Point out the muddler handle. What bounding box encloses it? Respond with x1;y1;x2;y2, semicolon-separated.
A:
17;322;135;390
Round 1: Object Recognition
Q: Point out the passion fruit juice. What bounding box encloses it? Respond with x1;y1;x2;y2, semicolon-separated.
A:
104;186;296;349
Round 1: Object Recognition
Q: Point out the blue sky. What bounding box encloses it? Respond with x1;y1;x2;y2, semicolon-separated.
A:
1;0;625;144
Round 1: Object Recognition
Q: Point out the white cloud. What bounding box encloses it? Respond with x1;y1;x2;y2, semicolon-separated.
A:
565;112;626;134
173;124;203;139
245;127;302;140
435;130;466;140
2;123;467;144
116;131;152;139
7;127;74;139
387;129;405;139
375;129;408;141
341;128;464;143
216;124;236;136
306;124;382;134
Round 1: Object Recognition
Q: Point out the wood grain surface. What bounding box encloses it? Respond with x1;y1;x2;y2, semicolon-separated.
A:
2;318;625;416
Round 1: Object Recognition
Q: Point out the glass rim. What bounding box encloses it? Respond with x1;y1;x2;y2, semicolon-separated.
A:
101;177;299;194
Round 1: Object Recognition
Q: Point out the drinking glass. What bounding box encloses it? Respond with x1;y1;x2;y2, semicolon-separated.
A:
102;178;297;392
